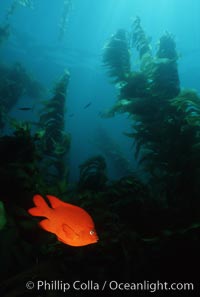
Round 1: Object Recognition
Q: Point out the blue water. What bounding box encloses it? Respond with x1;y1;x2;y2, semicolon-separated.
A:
0;0;200;181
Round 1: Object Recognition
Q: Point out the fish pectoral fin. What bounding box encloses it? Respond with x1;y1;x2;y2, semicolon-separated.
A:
39;219;53;233
62;224;79;239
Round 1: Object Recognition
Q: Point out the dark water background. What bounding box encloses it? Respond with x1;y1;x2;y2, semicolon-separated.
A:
1;1;200;296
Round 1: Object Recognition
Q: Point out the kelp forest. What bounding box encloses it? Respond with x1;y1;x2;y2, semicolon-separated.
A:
0;1;200;297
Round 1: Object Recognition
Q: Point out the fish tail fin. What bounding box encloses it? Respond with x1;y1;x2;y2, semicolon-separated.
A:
28;194;51;218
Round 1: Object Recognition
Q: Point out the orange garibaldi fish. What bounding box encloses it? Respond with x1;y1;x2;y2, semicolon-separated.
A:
28;194;99;247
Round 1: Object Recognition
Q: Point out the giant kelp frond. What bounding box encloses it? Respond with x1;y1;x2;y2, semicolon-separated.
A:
170;89;200;112
131;16;151;58
100;71;150;118
0;63;45;121
53;69;70;97
171;89;200;126
102;95;156;119
5;0;33;20
131;17;154;80
102;15;200;209
39;70;70;155
78;156;107;192
100;99;133;117
9;119;32;139
59;0;72;40
151;32;180;99
157;32;178;60
120;72;149;99
39;70;70;180
130;19;180;98
103;29;131;83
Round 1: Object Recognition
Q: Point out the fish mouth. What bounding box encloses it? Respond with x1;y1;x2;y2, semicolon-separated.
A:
94;236;99;242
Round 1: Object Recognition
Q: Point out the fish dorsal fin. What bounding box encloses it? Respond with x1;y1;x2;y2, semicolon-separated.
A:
33;194;47;208
46;195;67;209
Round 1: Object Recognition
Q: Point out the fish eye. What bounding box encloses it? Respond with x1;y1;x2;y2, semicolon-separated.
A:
90;230;95;235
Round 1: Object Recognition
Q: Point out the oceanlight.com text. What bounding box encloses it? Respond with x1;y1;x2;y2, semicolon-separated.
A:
26;280;194;293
